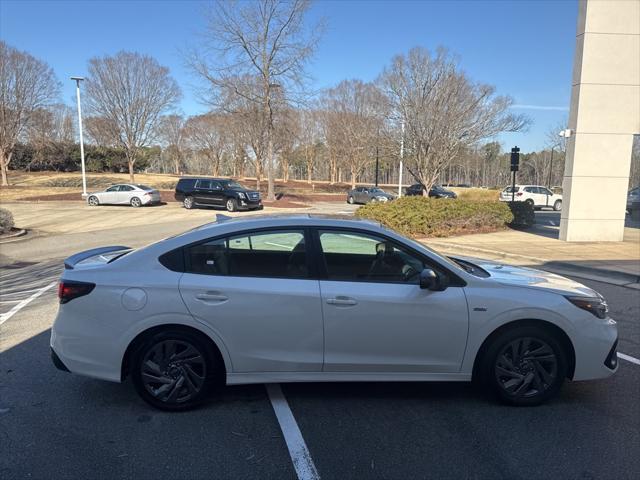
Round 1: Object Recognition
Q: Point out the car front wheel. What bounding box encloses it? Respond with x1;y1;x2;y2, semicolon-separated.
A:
226;198;237;212
479;326;567;406
347;196;354;204
87;196;99;206
554;200;562;211
131;329;220;411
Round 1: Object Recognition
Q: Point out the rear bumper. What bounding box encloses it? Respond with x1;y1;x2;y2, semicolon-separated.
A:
51;348;70;372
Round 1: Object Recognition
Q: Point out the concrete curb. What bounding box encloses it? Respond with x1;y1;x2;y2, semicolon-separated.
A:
0;228;27;244
426;240;640;288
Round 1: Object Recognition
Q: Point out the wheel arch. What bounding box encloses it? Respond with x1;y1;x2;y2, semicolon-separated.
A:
121;323;228;385
471;318;576;381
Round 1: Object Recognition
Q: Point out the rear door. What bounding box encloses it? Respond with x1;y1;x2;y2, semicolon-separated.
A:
179;228;323;373
315;228;469;373
117;185;135;204
194;179;214;205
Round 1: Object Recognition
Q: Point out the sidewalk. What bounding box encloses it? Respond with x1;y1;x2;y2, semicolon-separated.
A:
422;226;640;287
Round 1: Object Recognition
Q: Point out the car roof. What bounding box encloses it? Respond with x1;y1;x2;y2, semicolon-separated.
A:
179;177;231;182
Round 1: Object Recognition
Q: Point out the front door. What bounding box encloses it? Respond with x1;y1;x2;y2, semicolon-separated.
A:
316;229;469;373
179;228;323;373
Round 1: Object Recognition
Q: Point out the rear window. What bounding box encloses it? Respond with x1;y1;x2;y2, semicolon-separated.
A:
177;179;196;189
136;184;154;191
503;186;519;193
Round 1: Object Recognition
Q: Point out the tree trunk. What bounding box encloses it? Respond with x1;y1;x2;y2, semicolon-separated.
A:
0;150;10;186
266;134;275;201
1;161;8;186
351;168;357;189
127;151;136;183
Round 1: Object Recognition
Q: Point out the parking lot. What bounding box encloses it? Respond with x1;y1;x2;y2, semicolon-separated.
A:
1;205;639;479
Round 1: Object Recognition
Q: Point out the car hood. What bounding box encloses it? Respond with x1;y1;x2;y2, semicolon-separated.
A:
458;256;599;297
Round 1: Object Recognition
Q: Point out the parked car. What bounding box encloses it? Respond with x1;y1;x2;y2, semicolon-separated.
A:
52;215;617;410
499;185;563;211
627;186;639;214
87;184;161;207
405;183;457;199
175;177;262;212
347;186;395;204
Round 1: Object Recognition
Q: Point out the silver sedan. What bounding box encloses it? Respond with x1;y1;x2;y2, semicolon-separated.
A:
87;184;161;207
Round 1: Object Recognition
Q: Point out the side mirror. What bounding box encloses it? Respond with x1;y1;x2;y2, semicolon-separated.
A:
419;268;449;291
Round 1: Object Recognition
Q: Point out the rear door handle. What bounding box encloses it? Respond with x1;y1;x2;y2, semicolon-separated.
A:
195;292;228;303
326;296;357;307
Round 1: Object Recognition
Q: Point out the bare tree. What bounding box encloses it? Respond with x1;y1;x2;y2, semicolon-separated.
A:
27;104;75;170
158;114;187;174
380;47;529;193
185;113;229;177
0;41;60;185
84;51;180;182
298;109;322;183
321;80;386;188
188;0;322;200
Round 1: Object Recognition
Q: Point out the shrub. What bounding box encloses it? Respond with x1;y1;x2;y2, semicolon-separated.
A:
0;208;15;234
355;196;513;237
508;201;535;228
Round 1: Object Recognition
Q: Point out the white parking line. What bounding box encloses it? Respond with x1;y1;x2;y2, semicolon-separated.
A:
618;352;640;366
266;383;320;480
0;281;57;325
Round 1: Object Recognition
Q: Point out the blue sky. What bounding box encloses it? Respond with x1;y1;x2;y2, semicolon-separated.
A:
0;0;577;152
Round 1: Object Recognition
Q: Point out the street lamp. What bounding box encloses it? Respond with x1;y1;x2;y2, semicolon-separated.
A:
71;76;87;198
548;129;572;188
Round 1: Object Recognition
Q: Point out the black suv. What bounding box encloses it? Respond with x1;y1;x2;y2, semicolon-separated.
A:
405;183;457;199
175;178;263;212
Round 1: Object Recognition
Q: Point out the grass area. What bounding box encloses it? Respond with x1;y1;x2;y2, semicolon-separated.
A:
450;187;499;201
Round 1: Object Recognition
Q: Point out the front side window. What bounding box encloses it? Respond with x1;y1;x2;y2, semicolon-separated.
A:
318;230;424;283
187;230;308;279
120;185;134;191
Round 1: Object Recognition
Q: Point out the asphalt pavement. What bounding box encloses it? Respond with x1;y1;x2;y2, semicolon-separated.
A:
1;207;639;479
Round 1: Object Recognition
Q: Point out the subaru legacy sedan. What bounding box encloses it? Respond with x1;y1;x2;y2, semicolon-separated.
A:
51;215;617;410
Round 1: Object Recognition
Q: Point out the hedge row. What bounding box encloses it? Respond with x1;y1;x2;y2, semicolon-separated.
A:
355;196;514;237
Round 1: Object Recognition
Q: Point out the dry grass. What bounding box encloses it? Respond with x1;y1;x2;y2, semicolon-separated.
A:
450;187;499;201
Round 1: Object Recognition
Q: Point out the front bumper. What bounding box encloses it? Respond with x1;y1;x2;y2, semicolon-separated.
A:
237;200;263;210
572;317;618;380
51;348;70;372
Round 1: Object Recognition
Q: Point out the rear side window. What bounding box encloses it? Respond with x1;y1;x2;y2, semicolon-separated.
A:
187;230;309;279
196;179;213;189
177;179;196;190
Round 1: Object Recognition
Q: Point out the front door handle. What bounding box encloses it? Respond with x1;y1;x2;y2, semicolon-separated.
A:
195;292;228;303
326;296;357;307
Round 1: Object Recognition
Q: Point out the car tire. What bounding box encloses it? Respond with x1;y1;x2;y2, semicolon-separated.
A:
183;196;194;209
525;199;534;207
130;197;142;208
554;200;562;211
226;198;237;212
131;329;220;411
347;196;354;204
87;196;99;206
479;325;567;406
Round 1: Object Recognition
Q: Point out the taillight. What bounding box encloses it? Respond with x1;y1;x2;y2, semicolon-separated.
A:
516;192;523;197
58;281;95;304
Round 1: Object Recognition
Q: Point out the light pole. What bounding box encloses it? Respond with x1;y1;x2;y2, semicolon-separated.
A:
71;76;87;198
398;120;405;197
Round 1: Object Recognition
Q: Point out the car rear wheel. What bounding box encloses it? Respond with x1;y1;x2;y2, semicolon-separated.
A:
525;199;534;207
347;196;354;204
87;196;99;206
183;196;194;209
131;329;219;411
479;326;567;406
226;198;237;212
554;200;562;211
130;197;142;208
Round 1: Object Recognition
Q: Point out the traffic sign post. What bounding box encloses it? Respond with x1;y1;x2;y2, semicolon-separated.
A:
510;146;520;202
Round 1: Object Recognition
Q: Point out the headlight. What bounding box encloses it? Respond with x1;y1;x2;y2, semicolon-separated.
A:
376;196;387;201
237;192;246;199
565;296;609;319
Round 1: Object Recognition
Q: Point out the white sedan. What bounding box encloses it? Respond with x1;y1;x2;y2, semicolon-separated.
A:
87;184;161;207
51;215;617;410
